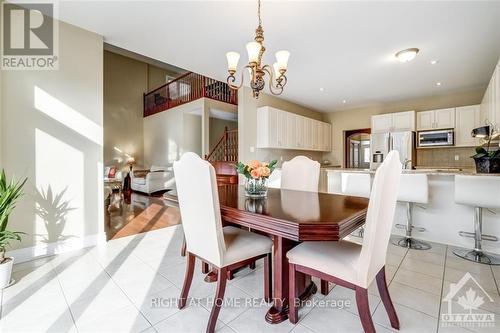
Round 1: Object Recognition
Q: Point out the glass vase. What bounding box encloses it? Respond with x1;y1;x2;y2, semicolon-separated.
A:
244;177;268;198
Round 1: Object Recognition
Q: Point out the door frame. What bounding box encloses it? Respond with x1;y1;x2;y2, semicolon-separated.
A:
343;128;371;168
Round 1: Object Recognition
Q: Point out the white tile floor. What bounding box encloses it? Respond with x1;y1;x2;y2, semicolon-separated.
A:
1;225;499;333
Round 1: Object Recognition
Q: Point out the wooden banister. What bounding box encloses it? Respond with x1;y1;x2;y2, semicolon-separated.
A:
144;72;237;117
206;127;238;162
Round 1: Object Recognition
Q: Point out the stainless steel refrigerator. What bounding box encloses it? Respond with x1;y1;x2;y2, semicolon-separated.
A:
370;131;415;170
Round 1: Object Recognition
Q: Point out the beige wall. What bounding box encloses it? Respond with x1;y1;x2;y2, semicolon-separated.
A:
238;87;324;166
1;21;104;256
209;118;237;151
147;65;177;91
143;99;205;167
104;51;182;170
104;51;147;168
321;89;484;166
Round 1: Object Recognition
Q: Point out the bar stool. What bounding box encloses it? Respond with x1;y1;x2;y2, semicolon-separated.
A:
341;173;371;238
391;174;431;250
454;175;500;265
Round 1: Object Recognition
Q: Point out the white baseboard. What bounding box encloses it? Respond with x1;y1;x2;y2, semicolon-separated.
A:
6;233;107;264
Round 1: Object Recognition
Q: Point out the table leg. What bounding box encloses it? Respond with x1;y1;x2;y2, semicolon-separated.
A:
265;236;317;324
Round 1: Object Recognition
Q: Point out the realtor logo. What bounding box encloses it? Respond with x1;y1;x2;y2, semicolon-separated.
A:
1;1;58;70
441;272;495;328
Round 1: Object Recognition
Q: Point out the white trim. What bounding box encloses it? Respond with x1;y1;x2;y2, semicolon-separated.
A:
6;233;107;264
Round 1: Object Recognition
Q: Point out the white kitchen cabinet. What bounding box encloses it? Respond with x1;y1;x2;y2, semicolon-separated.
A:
392;111;416;131
257;106;332;151
416;111;435;131
371;114;393;133
371;111;415;133
417;108;455;130
455;105;480;147
480;60;500;130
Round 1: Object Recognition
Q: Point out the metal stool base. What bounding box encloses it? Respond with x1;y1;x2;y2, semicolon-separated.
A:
392;237;431;250
453;249;500;265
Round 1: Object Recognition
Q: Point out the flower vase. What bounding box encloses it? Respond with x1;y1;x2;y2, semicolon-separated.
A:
244;177;268;198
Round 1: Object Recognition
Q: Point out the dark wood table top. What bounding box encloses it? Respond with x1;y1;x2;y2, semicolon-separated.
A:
163;185;368;242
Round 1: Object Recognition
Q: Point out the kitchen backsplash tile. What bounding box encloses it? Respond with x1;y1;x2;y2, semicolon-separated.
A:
416;147;475;168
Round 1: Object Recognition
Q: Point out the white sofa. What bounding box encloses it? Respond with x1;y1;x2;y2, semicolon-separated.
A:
131;165;175;194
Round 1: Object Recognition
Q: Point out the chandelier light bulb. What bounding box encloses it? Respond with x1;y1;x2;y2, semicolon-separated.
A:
272;63;280;78
246;41;262;63
275;50;290;70
226;52;240;72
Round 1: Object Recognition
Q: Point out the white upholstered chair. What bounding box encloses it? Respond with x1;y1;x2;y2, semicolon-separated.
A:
281;156;320;192
287;151;402;332
341;172;371;239
341;173;371;198
173;153;273;333
392;174;431;250
454;175;500;265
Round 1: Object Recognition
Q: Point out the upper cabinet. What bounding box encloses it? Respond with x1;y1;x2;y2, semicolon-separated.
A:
371;111;415;133
455;105;481;147
256;106;332;151
480;59;500;131
417;108;455;131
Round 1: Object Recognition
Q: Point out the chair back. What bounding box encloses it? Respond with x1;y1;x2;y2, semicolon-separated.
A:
357;151;402;288
455;175;500;209
281;156;320;192
341;173;371;198
173;153;225;267
398;174;428;204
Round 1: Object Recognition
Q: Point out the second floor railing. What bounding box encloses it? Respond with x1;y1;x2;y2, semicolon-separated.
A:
144;72;238;117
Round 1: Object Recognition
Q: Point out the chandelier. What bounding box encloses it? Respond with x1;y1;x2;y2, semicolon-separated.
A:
225;0;290;98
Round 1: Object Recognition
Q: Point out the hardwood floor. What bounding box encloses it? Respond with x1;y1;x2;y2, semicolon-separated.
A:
105;190;181;240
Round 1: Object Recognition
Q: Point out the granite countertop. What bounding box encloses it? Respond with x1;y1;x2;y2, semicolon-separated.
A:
324;167;500;177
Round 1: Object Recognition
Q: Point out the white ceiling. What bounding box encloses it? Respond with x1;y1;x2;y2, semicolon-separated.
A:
57;1;500;112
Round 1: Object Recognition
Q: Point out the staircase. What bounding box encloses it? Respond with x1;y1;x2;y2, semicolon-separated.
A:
205;127;238;184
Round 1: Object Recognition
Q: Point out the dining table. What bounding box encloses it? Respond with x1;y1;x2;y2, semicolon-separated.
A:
163;184;369;324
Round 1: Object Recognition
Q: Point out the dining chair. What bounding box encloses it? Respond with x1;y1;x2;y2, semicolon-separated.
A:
173;152;273;333
287;151;402;333
281;156;320;192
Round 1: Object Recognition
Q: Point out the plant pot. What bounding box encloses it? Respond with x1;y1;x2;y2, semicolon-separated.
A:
0;257;14;289
244;177;268;198
473;157;500;174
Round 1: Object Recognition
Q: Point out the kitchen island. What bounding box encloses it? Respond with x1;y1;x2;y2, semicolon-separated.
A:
325;168;500;254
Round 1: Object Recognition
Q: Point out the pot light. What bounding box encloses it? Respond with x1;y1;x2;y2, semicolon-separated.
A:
436;82;442;86
395;48;419;63
342;100;347;104
430;60;439;65
319;87;324;92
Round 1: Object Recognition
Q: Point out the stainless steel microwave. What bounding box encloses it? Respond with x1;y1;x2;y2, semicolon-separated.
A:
418;129;454;147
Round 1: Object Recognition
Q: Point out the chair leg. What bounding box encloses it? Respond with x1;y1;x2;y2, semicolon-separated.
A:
288;263;299;324
355;286;376;333
264;253;272;302
206;267;228;333
178;253;195;309
180;237;186;257
320;280;329;295
376;267;400;329
202;261;210;274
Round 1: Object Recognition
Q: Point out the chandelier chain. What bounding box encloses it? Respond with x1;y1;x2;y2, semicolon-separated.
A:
258;0;262;26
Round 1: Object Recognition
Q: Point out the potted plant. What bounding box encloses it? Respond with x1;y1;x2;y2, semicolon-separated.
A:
236;160;277;198
471;132;500;174
0;170;27;288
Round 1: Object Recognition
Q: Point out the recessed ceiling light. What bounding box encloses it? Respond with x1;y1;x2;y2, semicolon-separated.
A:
430;60;439;65
436;82;442;86
395;48;419;62
342;100;347;104
319;87;324;92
